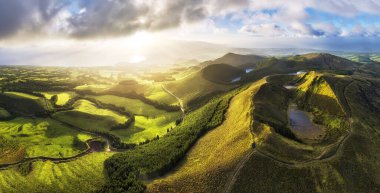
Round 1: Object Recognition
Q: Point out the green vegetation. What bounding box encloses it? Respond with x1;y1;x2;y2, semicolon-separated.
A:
230;71;380;192
53;99;128;133
0;107;11;119
202;64;245;84
112;113;181;144
1;53;380;193
87;95;171;116
148;81;262;193
252;81;298;141
0;117;93;159
41;91;77;106
0;152;114;193
100;86;238;192
165;70;235;107
75;84;112;93
201;53;265;68
0;91;53;115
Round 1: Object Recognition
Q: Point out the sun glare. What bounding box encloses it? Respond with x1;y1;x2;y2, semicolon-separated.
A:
128;31;153;47
128;55;146;63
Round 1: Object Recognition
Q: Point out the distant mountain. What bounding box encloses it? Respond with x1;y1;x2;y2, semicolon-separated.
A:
239;53;362;83
200;53;266;69
285;53;360;71
201;64;245;84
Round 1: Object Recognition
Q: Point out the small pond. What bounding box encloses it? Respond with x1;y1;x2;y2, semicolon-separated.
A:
245;68;254;73
288;103;325;140
284;85;296;90
231;76;242;83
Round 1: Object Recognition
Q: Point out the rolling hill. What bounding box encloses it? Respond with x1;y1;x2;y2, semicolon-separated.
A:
200;53;266;69
201;64;246;84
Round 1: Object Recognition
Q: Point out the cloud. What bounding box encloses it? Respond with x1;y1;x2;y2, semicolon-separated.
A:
0;0;27;38
0;0;379;40
0;0;70;38
240;0;380;37
239;23;286;37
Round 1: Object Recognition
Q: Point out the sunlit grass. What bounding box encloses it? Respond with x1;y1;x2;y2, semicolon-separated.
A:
148;81;262;192
75;84;112;93
41;92;77;106
4;91;40;100
53;99;128;132
88;95;170;116
0;152;114;193
112;113;181;144
0;117;93;160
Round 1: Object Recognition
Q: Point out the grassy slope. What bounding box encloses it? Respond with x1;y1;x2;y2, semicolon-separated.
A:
106;82;178;106
296;72;345;116
112;114;181;144
0;92;53;115
201;53;265;68
145;84;179;106
165;70;234;106
148;80;265;193
0;152;114;193
75;84;112;93
41;92;77;106
85;95;181;144
52;99;128;132
104;84;238;183
231;75;380;193
201;64;245;84
87;95;172;116
0;108;11;119
0;117;93;161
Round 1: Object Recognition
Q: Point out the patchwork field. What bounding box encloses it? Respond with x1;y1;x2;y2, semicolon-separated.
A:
41;92;77;106
0;152;114;193
87;95;171;116
0;52;380;193
0;92;53;115
112;113;181;144
0;117;93;163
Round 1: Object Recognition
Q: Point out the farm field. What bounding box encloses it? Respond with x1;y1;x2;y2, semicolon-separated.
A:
0;117;93;163
52;99;129;133
41;92;77;106
0;152;114;193
87;95;172;117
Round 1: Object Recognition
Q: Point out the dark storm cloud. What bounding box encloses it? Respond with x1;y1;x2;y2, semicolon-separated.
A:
0;0;69;38
0;0;27;38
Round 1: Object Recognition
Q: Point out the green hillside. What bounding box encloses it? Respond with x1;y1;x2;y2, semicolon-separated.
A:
202;64;245;84
0;92;53;116
0;53;380;193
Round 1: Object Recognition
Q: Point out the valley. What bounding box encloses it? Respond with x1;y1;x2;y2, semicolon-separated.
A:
0;52;379;193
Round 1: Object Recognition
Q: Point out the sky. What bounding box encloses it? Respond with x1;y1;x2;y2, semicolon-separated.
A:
0;0;380;66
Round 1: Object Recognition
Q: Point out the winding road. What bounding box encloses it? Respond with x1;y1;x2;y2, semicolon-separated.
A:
161;84;185;114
